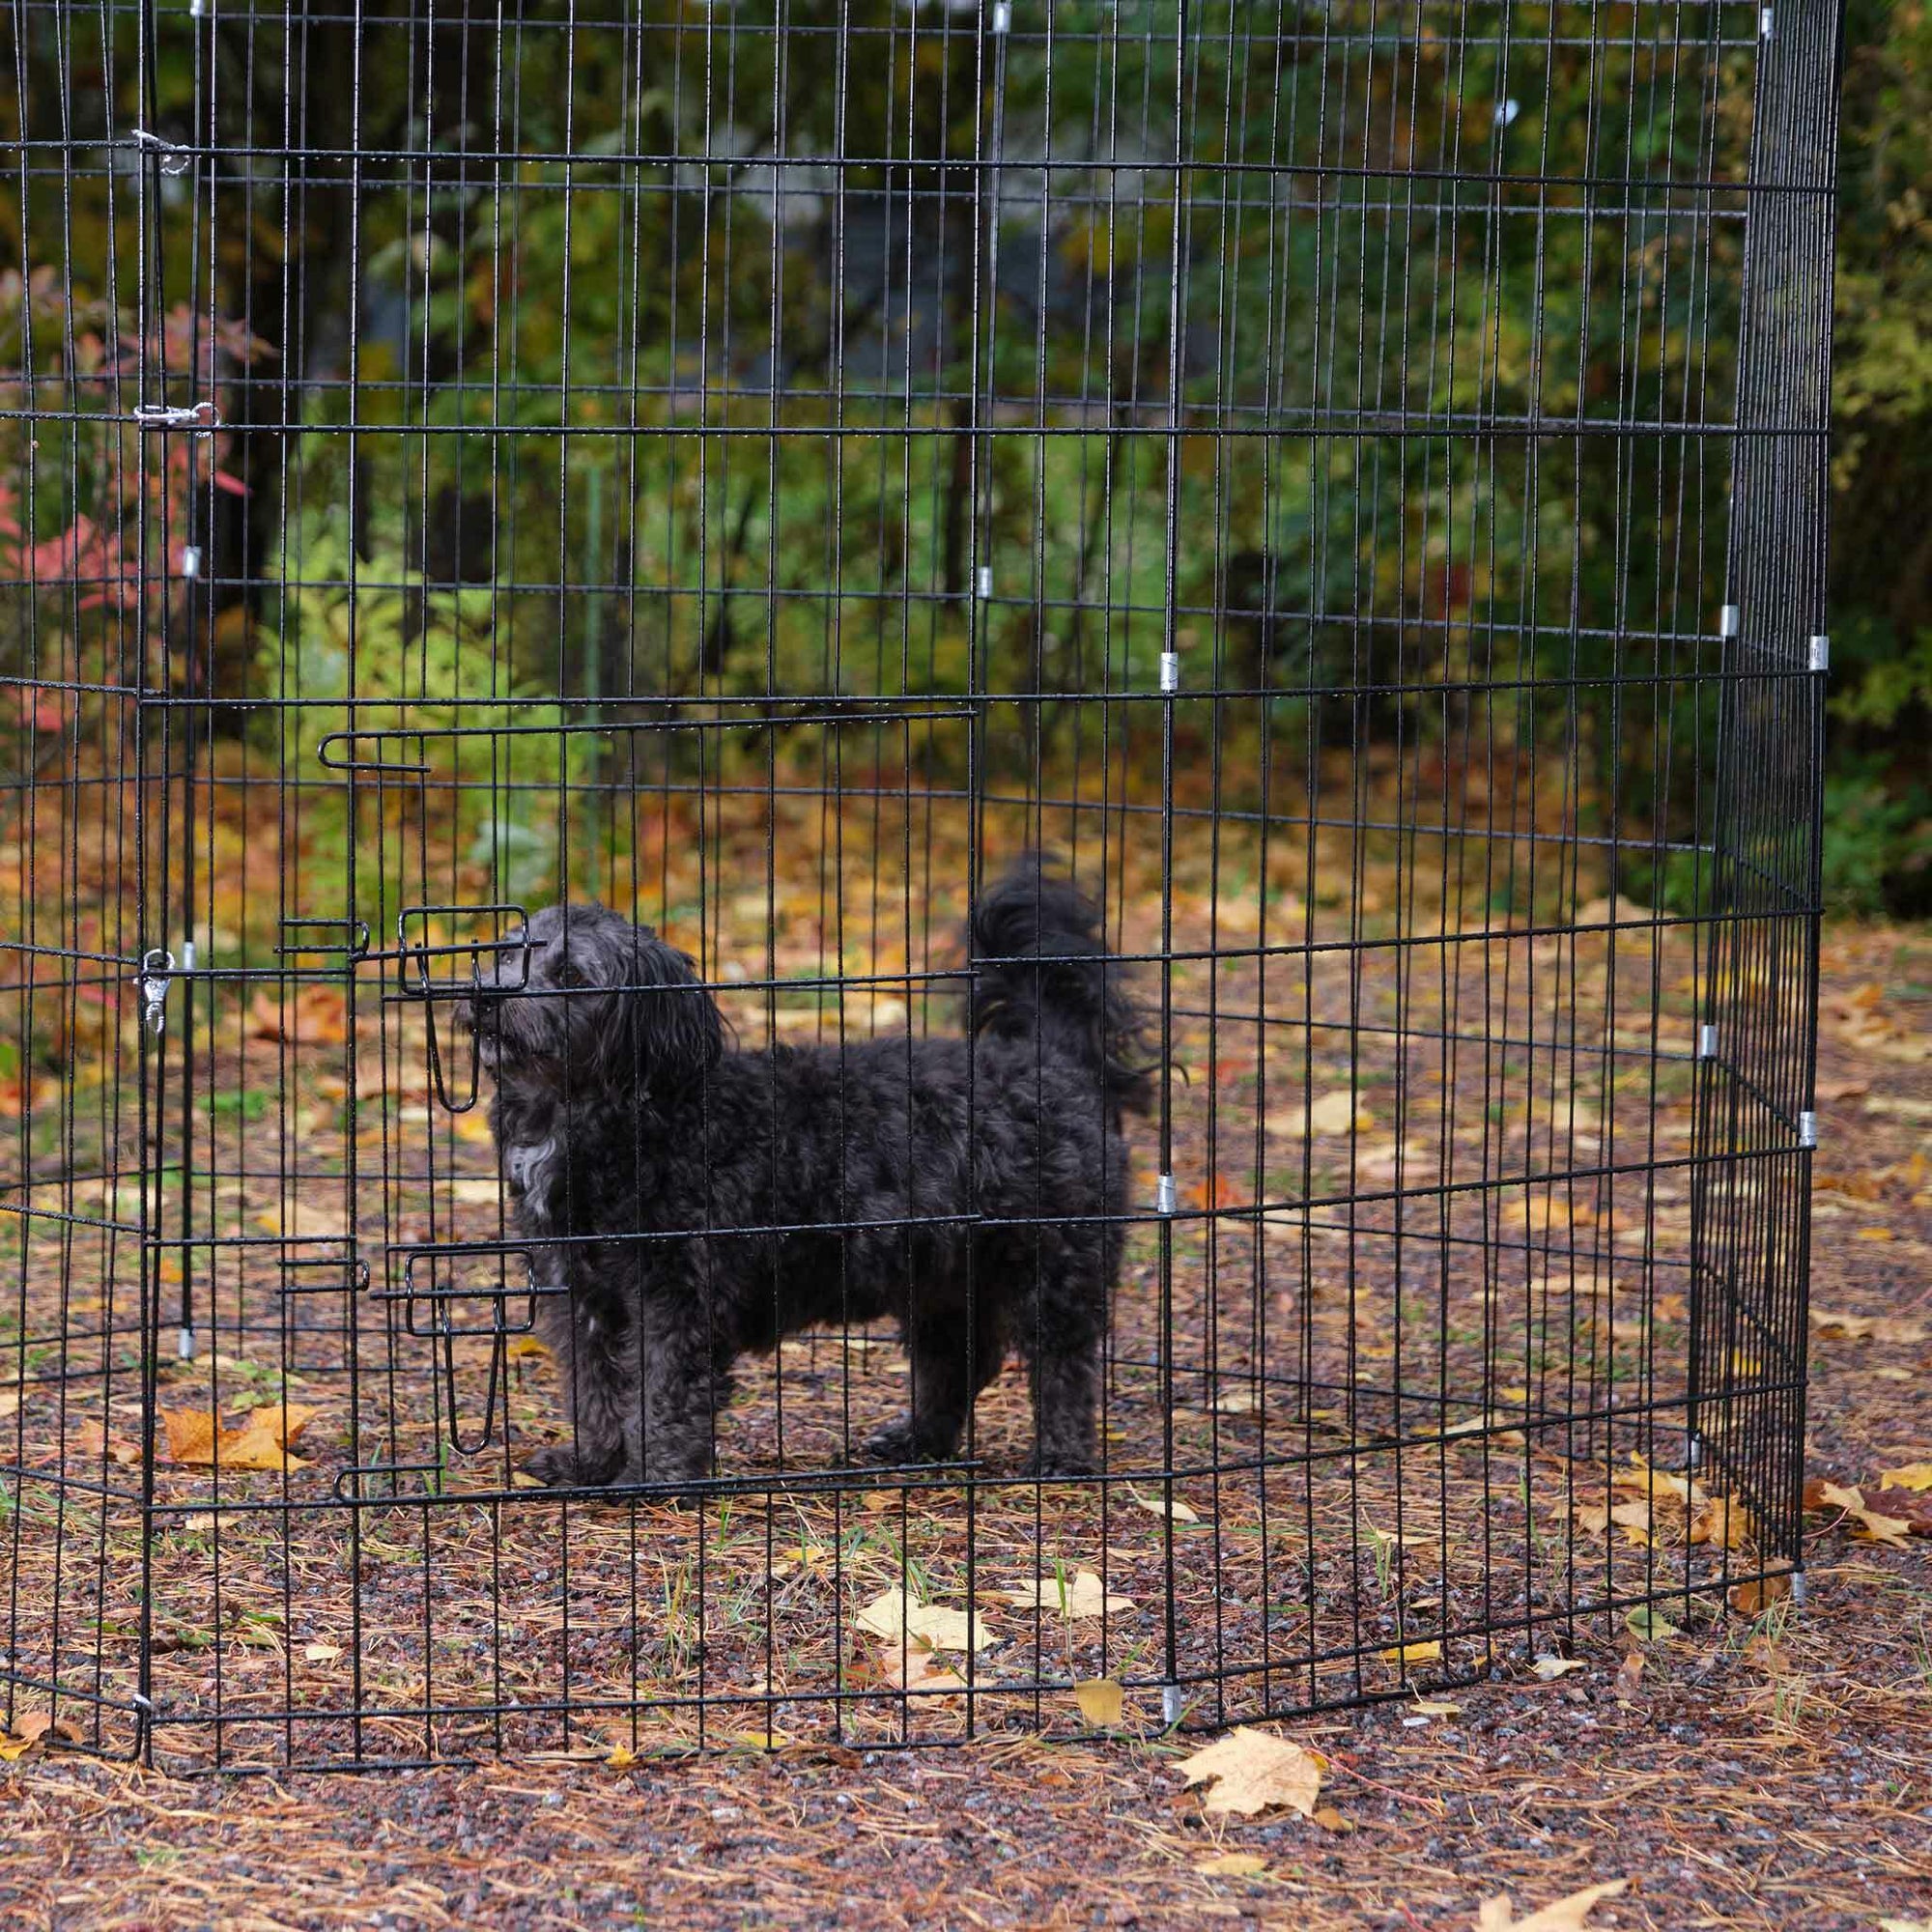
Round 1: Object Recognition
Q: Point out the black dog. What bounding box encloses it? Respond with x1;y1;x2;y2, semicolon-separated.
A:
458;859;1149;1489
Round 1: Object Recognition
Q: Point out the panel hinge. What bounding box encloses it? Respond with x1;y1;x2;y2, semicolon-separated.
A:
1159;651;1180;694
1797;1111;1818;1150
1155;1173;1179;1214
1807;634;1829;672
1719;604;1740;640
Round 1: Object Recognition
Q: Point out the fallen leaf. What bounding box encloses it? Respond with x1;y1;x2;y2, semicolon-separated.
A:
1211;1384;1263;1415
1576;895;1651;927
1195;1853;1269;1877
1411;1697;1462;1718
1178;1726;1324;1819
1128;1486;1201;1524
997;1570;1133;1621
1879;1463;1932;1492
1530;1656;1589;1681
879;1646;972;1695
1271;1088;1375;1139
160;1402;321;1473
1804;1479;1913;1548
1809;1308;1929;1344
1074;1678;1123;1726
854;1585;992;1652
1729;1575;1793;1615
1381;1639;1443;1666
1624;1605;1680;1642
1613;1652;1645;1699
254;1198;346;1242
606;1743;639;1770
304;1641;343;1664
246;984;348;1045
1476;1878;1628;1931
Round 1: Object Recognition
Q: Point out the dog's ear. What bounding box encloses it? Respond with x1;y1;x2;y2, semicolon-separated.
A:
600;925;724;1100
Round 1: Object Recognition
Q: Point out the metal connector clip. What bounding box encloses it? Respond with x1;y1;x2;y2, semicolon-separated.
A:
138;949;175;1037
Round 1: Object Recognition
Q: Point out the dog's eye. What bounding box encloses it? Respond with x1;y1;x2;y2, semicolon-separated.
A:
555;959;587;990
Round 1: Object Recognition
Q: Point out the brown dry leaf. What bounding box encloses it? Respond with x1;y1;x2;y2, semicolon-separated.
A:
161;1401;321;1473
1613;1651;1645;1700
1729;1575;1793;1615
1476;1879;1628;1931
1809;1308;1929;1345
1073;1678;1123;1726
1879;1463;1932;1492
304;1641;343;1664
880;1647;971;1695
1690;1492;1757;1551
1195;1853;1269;1877
254;1198;347;1242
1128;1486;1202;1523
1178;1726;1324;1819
245;984;348;1046
1576;895;1651;928
1271;1087;1374;1139
1805;1479;1913;1548
853;1586;991;1653
997;1570;1133;1620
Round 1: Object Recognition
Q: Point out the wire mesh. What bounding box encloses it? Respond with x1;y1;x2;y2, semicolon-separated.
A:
2;0;1837;1771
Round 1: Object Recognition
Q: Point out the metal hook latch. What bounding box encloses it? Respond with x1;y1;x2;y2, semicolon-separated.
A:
138;949;175;1037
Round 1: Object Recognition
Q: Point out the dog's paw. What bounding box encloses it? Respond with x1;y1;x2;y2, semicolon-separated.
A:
861;1417;955;1466
525;1444;583;1489
1023;1446;1098;1480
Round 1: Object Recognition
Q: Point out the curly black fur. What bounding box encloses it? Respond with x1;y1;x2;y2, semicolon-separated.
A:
457;859;1149;1489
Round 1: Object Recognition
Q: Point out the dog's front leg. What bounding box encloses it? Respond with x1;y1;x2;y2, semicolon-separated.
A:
527;1259;629;1489
632;1253;735;1488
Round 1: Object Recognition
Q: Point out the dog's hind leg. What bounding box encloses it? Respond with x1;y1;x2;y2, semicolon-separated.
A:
864;1288;1004;1467
1019;1231;1108;1478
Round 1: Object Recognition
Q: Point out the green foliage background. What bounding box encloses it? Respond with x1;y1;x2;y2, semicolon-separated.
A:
1;0;1923;912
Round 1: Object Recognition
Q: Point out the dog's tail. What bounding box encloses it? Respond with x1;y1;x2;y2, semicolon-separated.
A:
968;855;1152;1116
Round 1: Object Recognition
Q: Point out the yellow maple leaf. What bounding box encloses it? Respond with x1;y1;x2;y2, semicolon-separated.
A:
161;1401;322;1473
1178;1726;1324;1819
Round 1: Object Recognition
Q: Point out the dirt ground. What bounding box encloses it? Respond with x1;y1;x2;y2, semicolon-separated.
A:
1;920;1927;1929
